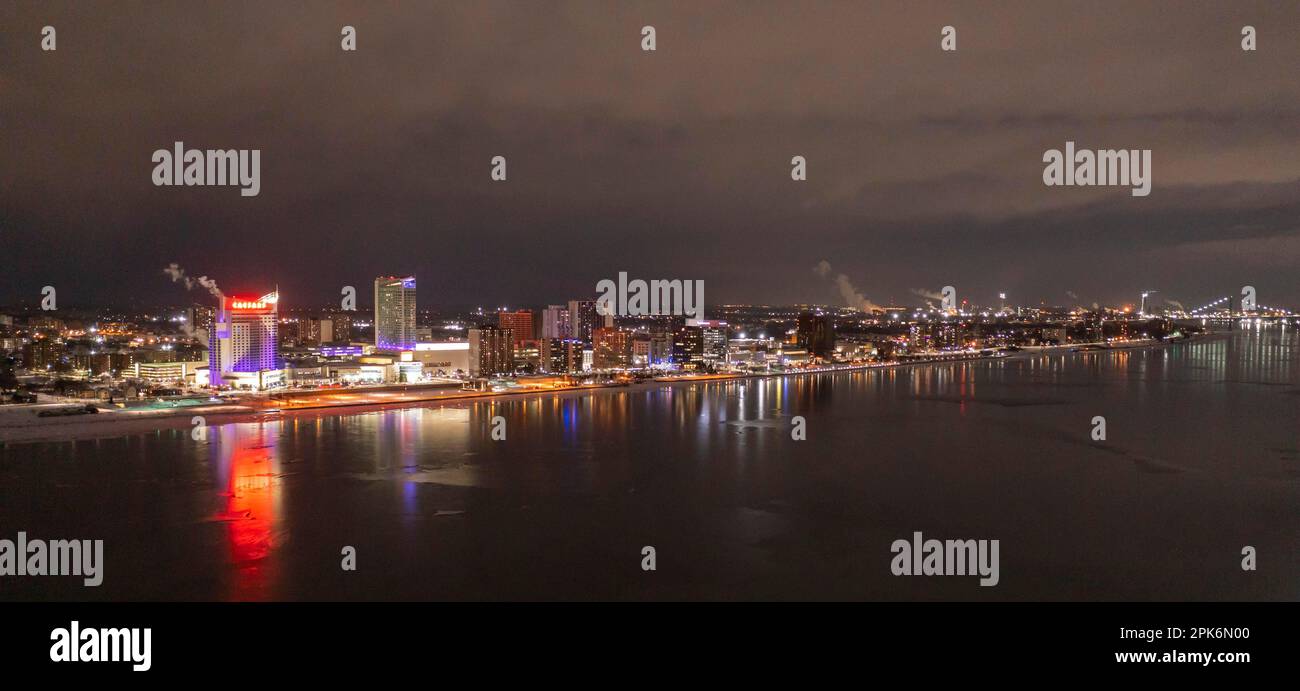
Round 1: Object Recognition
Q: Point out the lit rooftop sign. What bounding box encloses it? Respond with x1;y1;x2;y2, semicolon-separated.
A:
226;296;274;312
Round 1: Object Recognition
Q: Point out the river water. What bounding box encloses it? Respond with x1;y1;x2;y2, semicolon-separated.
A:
2;326;1297;600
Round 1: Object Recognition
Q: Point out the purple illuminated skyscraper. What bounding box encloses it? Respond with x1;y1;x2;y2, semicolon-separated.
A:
208;291;280;389
374;276;416;351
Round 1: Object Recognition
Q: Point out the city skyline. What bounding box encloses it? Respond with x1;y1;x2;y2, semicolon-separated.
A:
1;268;1291;317
1;3;1296;658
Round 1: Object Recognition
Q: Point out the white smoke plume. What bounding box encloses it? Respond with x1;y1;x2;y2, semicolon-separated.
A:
195;275;224;300
163;263;224;300
814;261;883;313
164;262;193;290
910;288;944;302
1165;299;1185;311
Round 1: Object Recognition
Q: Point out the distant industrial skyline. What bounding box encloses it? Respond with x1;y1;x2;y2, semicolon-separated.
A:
0;280;1288;317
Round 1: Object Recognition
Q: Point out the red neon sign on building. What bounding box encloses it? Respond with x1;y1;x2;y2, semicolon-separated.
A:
226;297;270;312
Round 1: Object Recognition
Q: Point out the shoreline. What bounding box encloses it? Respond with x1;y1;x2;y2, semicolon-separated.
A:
0;336;1195;445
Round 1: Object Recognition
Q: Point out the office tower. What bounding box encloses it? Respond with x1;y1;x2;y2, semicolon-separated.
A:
649;330;674;366
468;326;515;377
497;309;534;347
514;340;541;373
540;339;581;374
568;299;597;342
374;276;417;351
541;338;563;373
310;318;334;345
293;317;331;346
631;333;652;368
689;319;729;366
673;324;704;368
279;318;302;345
329;312;352;343
187;304;216;343
647;316;681;367
542;305;570;339
209;292;280;388
592;327;631;370
796;311;835;357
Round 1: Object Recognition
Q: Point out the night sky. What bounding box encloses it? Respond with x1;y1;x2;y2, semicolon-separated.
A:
3;1;1299;311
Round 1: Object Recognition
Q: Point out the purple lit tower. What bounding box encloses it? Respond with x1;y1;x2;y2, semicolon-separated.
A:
374;276;416;351
208;292;280;389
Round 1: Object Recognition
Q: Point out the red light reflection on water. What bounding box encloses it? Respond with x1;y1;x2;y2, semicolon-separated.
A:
212;424;281;600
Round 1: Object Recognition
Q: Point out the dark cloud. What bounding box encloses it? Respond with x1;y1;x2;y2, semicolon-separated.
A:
2;1;1299;310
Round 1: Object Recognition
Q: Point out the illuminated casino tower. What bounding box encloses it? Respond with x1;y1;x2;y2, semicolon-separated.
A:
374;275;416;351
209;291;280;388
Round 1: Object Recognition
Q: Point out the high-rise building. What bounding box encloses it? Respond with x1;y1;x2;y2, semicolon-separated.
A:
209;292;281;389
541;338;559;373
796;311;835;357
292;317;334;346
593;327;631;370
514;339;541;373
542;305;570;339
631;333;652;368
648;316;681;367
689;319;729;366
497;309;535;347
313;318;334;345
187;304;216;343
673;324;704;368
539;338;586;374
21;338;61;371
468;326;515;377
329;312;352;343
374;276;417;351
649;329;674;366
568;299;597;342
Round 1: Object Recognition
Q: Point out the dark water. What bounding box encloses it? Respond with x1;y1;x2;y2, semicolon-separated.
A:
2;326;1298;601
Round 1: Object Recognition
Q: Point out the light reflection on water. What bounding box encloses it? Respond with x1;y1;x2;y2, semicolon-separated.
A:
1;326;1297;601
